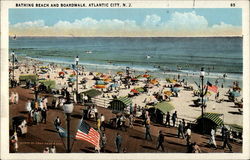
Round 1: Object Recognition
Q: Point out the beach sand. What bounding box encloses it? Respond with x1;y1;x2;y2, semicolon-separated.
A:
11;58;243;126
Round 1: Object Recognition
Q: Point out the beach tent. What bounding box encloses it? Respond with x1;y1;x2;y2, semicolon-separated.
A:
196;112;223;134
148;102;174;124
154;102;175;114
109;96;132;112
82;89;102;98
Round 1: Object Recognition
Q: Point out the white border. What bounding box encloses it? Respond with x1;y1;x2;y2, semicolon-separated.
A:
1;0;249;159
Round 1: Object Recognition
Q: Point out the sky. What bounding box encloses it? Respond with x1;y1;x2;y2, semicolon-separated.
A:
9;8;242;37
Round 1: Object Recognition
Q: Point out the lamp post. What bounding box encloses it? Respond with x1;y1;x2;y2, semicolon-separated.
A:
63;102;74;153
75;56;79;103
200;67;205;134
11;51;15;87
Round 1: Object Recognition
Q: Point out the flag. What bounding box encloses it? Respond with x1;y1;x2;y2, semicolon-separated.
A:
206;81;218;93
75;120;100;147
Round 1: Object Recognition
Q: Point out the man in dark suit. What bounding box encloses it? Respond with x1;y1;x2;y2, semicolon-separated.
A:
115;132;122;153
156;130;165;152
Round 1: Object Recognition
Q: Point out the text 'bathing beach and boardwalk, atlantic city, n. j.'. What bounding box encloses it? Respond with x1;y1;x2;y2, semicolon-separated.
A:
7;8;244;154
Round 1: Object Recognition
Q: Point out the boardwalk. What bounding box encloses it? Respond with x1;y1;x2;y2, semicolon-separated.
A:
9;87;242;153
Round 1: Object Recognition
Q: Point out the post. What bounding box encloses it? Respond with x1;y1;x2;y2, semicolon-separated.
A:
66;113;71;153
75;56;79;103
12;52;15;81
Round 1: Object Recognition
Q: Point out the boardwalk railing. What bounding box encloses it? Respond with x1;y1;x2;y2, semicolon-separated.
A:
92;97;112;108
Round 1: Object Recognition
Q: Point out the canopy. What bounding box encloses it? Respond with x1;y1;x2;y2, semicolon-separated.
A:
154;102;174;113
197;112;223;126
109;96;132;112
82;89;102;98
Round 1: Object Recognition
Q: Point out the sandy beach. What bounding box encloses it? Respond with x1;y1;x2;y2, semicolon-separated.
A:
11;57;243;126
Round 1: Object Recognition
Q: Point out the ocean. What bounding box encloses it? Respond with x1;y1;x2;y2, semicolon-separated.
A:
9;37;243;87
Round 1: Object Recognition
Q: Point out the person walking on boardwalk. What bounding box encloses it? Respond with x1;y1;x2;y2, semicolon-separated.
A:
156;130;165;152
177;120;185;139
100;132;107;153
145;118;152;141
165;112;170;127
41;107;47;124
185;126;192;145
208;128;217;149
54;116;61;130
222;128;232;152
115;132;122;153
172;111;177;127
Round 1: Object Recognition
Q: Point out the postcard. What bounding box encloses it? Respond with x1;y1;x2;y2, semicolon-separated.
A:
1;0;249;160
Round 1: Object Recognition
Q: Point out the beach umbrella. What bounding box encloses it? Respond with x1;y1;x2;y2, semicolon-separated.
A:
130;89;139;94
71;71;77;76
96;80;106;85
150;79;159;85
117;71;124;75
229;91;241;97
110;83;119;88
68;77;76;82
171;87;181;93
134;87;144;93
164;91;172;96
94;85;107;89
59;71;65;76
104;78;112;82
96;72;102;76
143;74;151;78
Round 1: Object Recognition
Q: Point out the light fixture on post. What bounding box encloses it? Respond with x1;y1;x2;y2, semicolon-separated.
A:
63;101;74;153
75;56;79;103
200;67;205;134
